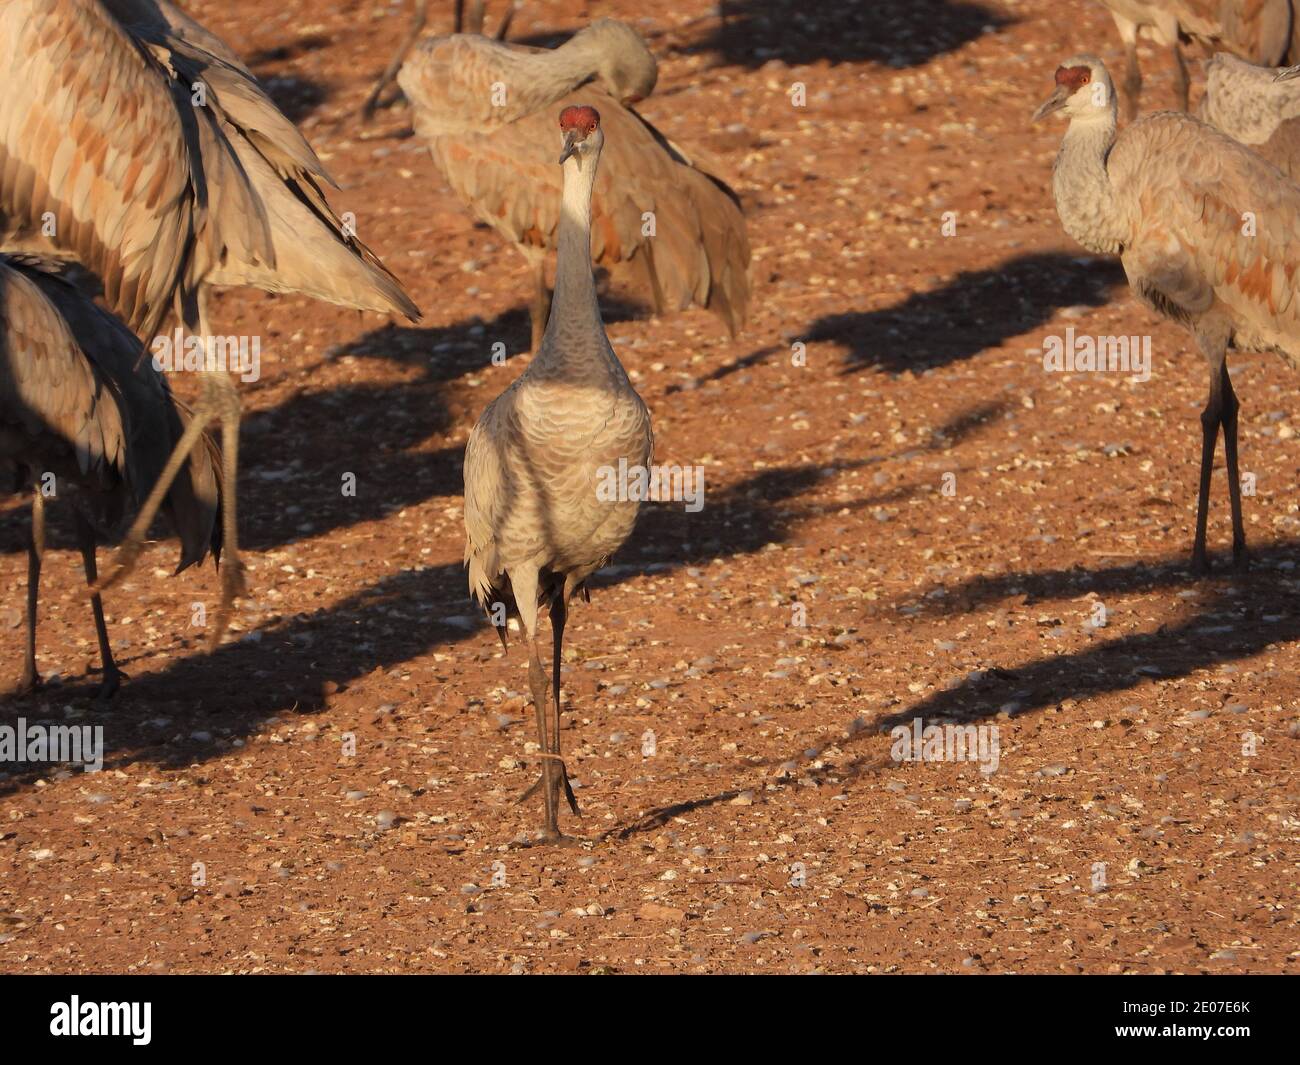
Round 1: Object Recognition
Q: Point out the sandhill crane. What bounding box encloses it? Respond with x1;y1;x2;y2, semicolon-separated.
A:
1096;1;1292;118
463;105;653;842
395;19;750;351
1035;54;1300;572
1;255;221;702
0;0;420;644
1197;52;1300;177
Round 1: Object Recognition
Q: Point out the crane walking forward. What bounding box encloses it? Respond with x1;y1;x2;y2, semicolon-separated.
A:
463;106;653;842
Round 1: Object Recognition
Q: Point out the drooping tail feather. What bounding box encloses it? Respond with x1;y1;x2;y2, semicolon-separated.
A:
158;396;223;574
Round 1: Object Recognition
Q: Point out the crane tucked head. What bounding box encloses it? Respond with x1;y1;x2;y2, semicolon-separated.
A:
558;106;603;167
573;19;658;104
1033;55;1116;124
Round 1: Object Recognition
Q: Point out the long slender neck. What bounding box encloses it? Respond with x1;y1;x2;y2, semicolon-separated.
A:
513;38;599;109
535;144;611;367
1053;110;1124;255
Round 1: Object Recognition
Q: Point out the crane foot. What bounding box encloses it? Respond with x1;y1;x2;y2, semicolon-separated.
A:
515;755;581;816
92;666;127;708
508;830;583;849
537;831;582;847
11;671;41;698
206;555;248;651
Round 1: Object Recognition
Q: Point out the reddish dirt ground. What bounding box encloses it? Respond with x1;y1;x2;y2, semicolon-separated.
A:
1;0;1297;974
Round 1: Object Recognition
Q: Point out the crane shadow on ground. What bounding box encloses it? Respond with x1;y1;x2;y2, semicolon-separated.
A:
235;364;464;553
673;0;1011;70
669;252;1126;384
606;399;1010;582
605;543;1300;836
0;561;488;795
871;542;1300;732
813;252;1126;375
250;73;330;125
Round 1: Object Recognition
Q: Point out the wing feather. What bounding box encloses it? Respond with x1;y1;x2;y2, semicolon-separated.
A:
1111;111;1300;360
426;85;750;332
0;0;204;336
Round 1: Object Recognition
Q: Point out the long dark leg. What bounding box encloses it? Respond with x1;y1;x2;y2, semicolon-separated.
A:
550;594;579;817
1172;44;1189;113
462;0;486;34
511;568;558;835
75;513;123;704
527;638;558;838
1219;363;1248;567
493;0;515;40
1192;361;1225;575
530;259;550;353
19;490;45;694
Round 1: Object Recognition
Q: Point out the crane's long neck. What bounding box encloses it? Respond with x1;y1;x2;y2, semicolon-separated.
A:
514;39;601;111
1052;112;1125;256
534;143;615;373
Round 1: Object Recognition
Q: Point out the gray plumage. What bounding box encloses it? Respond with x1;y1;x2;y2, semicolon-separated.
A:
1198;52;1300;178
0;255;221;701
1035;54;1300;571
462;106;653;841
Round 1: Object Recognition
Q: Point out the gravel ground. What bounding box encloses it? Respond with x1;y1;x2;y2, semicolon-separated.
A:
0;0;1296;974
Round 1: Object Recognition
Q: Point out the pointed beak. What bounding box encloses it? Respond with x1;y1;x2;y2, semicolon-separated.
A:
1274;64;1300;82
558;130;579;165
1032;85;1069;123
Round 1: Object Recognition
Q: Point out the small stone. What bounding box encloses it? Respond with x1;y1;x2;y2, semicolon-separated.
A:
638;902;685;922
